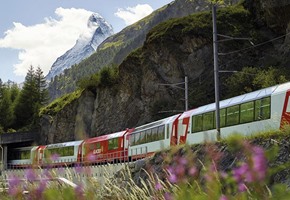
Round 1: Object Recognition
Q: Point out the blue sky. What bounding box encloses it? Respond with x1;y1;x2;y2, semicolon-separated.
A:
0;0;173;83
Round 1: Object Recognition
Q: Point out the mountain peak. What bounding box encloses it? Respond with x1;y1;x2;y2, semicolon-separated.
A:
46;13;113;81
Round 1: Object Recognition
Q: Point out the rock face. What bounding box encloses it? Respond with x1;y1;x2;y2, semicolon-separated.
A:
40;90;95;143
39;0;290;144
46;13;113;81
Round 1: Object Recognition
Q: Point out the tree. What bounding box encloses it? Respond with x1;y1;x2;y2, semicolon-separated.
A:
253;67;288;88
35;66;49;105
0;85;14;129
13;66;49;130
225;66;289;99
14;66;38;129
224;67;259;98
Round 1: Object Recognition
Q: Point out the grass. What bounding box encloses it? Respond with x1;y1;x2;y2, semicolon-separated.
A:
39;90;83;116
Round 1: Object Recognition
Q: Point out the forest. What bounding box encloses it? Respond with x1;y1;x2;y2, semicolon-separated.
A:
0;66;48;133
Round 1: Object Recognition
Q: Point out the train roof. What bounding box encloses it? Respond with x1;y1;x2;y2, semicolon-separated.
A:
11;146;35;151
132;114;181;133
84;129;131;144
180;82;290;117
46;140;83;149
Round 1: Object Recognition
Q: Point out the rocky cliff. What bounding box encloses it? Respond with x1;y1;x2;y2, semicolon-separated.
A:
39;0;290;144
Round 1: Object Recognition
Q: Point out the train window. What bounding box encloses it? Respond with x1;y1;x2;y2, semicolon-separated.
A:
192;114;203;133
108;138;119;150
135;132;140;145
240;101;254;123
145;129;151;143
9;149;31;160
129;134;135;145
203;112;214;130
67;146;74;156
20;150;30;160
89;144;95;150
45;146;74;158
152;127;158;141
220;108;226;127
140;131;146;144
255;97;271;120
157;126;165;140
226;105;240;126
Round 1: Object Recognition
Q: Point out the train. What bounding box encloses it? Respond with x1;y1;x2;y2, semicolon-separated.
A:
7;81;290;168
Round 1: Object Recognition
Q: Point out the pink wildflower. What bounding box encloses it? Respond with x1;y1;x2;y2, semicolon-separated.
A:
155;182;163;190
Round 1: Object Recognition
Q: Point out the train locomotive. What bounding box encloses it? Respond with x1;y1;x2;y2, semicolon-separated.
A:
7;81;290;168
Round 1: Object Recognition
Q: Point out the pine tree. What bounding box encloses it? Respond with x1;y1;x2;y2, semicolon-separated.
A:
13;66;49;130
14;66;38;129
35;67;49;105
0;82;14;130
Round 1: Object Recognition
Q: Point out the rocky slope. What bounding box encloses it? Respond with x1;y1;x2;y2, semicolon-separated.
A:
39;0;290;144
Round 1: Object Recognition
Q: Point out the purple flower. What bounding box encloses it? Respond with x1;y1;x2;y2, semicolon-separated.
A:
58;167;65;174
155;182;163;190
8;175;21;187
43;169;53;179
175;164;185;176
164;192;174;200
8;176;21;196
75;184;85;199
50;153;60;161
233;163;249;182
167;166;174;174
252;146;267;181
25;169;37;182
238;183;247;192
220;194;228;200
188;166;197;177
168;173;178;183
178;157;188;165
74;163;83;173
35;179;47;197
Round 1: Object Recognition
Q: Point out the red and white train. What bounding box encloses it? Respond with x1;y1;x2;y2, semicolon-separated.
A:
8;81;290;168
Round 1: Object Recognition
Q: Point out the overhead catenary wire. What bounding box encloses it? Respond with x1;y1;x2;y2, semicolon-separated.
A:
218;31;290;56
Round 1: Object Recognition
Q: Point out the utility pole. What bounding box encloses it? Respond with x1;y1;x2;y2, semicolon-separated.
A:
212;4;221;141
185;76;188;111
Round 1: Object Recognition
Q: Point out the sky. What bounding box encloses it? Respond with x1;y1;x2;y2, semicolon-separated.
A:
0;0;173;83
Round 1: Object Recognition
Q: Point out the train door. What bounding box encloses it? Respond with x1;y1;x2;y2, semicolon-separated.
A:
123;129;133;159
168;114;182;146
31;146;45;165
77;141;84;162
177;117;190;144
280;90;290;128
170;119;179;146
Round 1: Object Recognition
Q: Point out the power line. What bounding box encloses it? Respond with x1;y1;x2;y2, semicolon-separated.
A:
219;31;290;56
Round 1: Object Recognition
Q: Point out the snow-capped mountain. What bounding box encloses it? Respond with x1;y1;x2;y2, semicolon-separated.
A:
46;13;114;81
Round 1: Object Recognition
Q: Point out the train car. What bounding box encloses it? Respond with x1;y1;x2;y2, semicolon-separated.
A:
8;146;35;168
43;140;83;166
81;129;134;163
128;114;181;160
179;82;290;144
